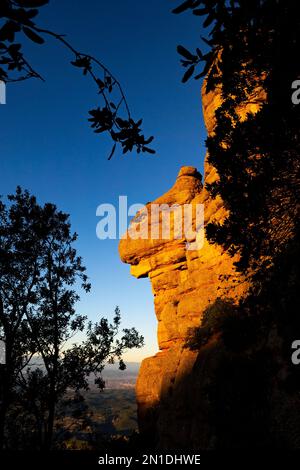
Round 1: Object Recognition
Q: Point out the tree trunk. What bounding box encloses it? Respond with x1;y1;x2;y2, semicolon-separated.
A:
44;377;56;451
0;338;13;450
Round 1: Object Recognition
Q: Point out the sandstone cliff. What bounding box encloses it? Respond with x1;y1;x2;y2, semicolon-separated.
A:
119;72;266;449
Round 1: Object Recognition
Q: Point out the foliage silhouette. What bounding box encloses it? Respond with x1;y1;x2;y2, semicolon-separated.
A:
174;0;300;448
0;0;155;157
0;188;144;450
174;0;300;282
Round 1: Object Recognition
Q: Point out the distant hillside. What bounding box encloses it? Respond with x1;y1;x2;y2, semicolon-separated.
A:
27;357;140;390
101;362;140;389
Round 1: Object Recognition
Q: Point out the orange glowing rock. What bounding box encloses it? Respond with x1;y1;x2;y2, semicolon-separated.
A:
118;62;265;448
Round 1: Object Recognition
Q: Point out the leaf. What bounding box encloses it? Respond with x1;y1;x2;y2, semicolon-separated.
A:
0;21;19;42
23;27;44;44
201;36;214;46
172;0;194;15
26;9;39;19
200;51;215;78
177;45;196;61
203;12;215;28
182;65;195;83
196;48;203;59
0;67;8;79
144;136;154;145
135;118;143;127
108;143;117;160
116;117;127;128
16;0;49;7
71;57;87;67
96;78;105;89
193;8;209;16
71;56;91;75
143;147;156;154
194;72;205;80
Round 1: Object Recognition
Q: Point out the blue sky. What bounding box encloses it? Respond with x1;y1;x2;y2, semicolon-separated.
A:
0;0;207;362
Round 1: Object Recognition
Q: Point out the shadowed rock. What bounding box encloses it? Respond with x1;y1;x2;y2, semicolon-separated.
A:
119;61;265;449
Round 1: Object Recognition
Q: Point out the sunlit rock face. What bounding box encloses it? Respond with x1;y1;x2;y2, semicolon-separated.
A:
119;71;265;449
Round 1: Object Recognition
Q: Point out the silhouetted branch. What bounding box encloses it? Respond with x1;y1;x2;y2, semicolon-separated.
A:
0;0;155;157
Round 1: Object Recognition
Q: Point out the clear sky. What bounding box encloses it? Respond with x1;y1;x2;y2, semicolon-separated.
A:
0;0;207;362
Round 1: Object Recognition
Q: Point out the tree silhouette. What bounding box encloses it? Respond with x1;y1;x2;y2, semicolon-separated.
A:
0;188;144;450
174;0;300;281
175;0;300;448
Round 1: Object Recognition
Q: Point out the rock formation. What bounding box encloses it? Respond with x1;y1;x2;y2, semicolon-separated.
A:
119;71;266;449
